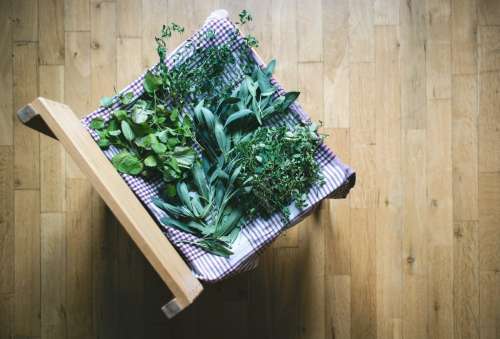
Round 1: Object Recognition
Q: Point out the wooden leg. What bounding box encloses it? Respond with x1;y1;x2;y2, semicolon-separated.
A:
17;104;58;140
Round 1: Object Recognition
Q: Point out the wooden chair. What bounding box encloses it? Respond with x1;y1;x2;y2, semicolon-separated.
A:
18;98;203;318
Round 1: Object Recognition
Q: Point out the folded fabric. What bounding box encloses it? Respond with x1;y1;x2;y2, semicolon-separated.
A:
81;16;355;282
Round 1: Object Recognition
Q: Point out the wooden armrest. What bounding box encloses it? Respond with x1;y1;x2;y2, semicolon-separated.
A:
17;97;203;318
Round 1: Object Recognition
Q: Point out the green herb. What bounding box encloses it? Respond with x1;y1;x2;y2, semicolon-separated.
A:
235;124;325;221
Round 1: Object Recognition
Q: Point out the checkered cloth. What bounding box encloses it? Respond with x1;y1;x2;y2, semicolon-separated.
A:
81;16;355;282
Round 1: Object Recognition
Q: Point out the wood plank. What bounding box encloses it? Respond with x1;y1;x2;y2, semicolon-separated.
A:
248;250;273;339
64;0;90;31
478;0;500;26
326;275;351;339
0;147;14;294
41;212;67;339
271;0;298;90
426;99;452;247
272;248;299;339
428;246;453;339
14;190;41;337
350;144;377;208
39;0;65;65
402;129;428;339
12;0;38;42
374;25;403;339
350;208;377;339
297;0;322;62
65;31;91;179
350;62;375;146
298;62;323;125
0;293;14;339
296;208;325;339
90;0;117;106
324;128;351;275
478;71;500;172
13;42;40;190
452;74;478;221
39;65;66;212
400;0;427;129
479;271;500;339
65;178;92;337
0;0;13;146
141;0;167;69
91;189;118;338
453;221;480;339
323;0;350;128
478;173;500;272
349;0;374;63
451;0;477;75
375;25;401;208
117;0;142;38
478;26;500;73
374;0;399;25
117;38;143;88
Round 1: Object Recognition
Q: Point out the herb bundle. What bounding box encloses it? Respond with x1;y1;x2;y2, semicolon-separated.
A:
91;11;326;257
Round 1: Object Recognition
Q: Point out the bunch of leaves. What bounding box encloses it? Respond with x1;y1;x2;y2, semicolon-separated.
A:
235;124;325;222
153;158;250;257
192;59;300;162
90;98;197;188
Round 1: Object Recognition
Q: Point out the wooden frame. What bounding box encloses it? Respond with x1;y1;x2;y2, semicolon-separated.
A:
17;97;203;319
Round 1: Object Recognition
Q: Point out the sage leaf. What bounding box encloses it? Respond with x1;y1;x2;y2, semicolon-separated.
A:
100;96;113;108
121;120;135;141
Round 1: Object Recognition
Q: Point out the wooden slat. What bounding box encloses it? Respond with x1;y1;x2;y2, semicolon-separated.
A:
0;0;13;146
141;0;167;69
272;248;299;339
451;0;477;75
478;173;500;272
297;0;322;62
453;221;480;339
117;0;142;38
248;250;273;339
0;147;14;294
39;0;65;65
64;0;90;31
326;275;351;339
402;129;427;339
478;0;500;26
39;65;66;212
452;74;478;221
90;0;117;106
350;208;376;339
271;0;298;90
14;189;41;337
374;0;399;25
0;293;14;339
479;270;500;339
297;209;325;339
478;26;500;73
323;0;349;128
41;212;67;339
374;25;402;339
65;31;91;178
350;62;375;146
400;0;427;129
13;42;40;190
12;0;38;42
478;70;500;172
65;178;93;337
348;0;374;63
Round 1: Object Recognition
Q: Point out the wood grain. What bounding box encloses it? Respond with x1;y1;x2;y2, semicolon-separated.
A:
2;2;499;337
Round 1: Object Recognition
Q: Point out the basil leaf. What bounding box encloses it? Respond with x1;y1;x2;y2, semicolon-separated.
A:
120;92;134;105
90;117;105;130
152;142;167;154
144;155;157;167
100;96;113;108
111;151;143;175
144;70;162;94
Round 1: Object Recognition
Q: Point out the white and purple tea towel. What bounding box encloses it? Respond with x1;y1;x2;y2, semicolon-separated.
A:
81;14;355;282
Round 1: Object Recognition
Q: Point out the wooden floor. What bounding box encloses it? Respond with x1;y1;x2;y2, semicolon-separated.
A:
1;0;499;338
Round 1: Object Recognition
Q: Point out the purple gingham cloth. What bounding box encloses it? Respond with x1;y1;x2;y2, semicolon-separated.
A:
81;15;355;282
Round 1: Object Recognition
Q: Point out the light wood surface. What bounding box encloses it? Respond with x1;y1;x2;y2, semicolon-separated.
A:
1;0;499;338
